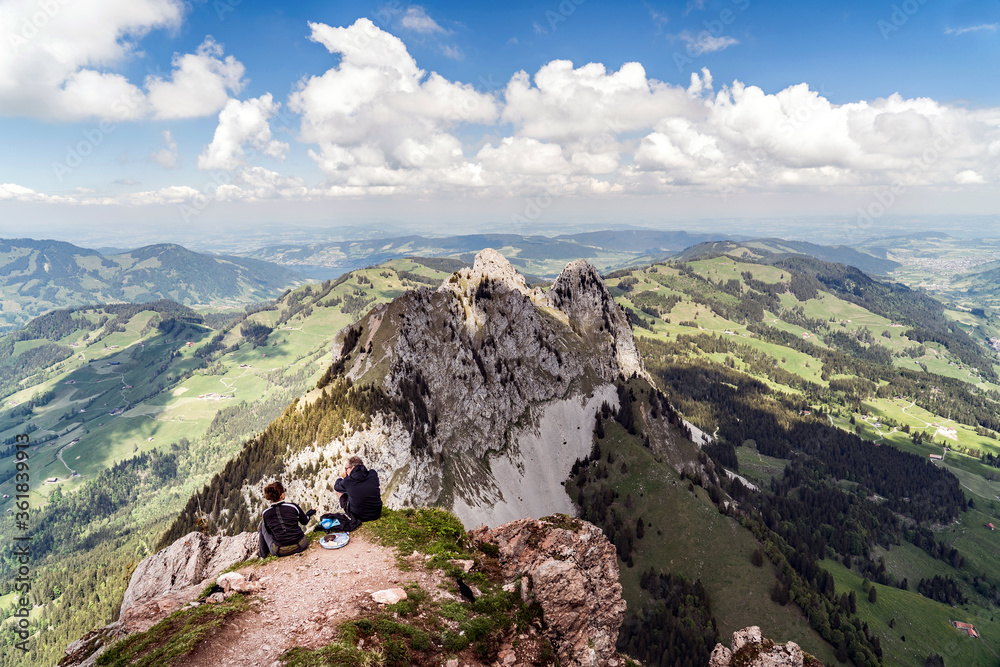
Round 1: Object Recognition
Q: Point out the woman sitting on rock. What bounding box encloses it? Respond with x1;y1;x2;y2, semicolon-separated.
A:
258;481;316;558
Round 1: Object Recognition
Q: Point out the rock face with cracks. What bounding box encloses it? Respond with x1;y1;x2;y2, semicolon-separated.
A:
471;515;627;667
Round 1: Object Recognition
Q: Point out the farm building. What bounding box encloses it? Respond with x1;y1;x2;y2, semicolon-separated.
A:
953;621;979;638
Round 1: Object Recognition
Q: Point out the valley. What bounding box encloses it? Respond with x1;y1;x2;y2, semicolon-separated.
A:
2;235;1000;667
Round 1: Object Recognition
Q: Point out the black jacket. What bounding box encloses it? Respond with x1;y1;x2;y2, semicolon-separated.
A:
334;465;383;521
261;501;314;546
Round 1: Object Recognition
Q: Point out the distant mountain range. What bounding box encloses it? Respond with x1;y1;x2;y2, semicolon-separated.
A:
234;230;905;280
675;238;900;275
0;239;298;331
0;232;906;334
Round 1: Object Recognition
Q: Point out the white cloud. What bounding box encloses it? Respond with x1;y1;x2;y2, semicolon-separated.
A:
0;183;62;202
440;44;464;60
647;5;669;31
0;0;243;121
400;6;447;34
955;170;986;184
676;30;739;55
145;38;246;119
685;0;706;15
6;19;1000;208
198;94;289;171
114;178;140;185
502;60;695;142
289;19;497;188
945;23;999;36
151;129;178;168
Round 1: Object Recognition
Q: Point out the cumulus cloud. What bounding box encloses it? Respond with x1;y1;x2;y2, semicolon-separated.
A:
289;19;498;188
151;130;178;168
7;17;1000;207
0;183;68;203
145;38;246;119
954;170;986;184
198;94;289;171
0;0;243;121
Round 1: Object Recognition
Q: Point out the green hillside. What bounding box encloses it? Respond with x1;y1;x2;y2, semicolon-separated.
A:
676;239;899;275
596;253;1000;665
0;258;457;667
6;246;1000;667
0;239;299;332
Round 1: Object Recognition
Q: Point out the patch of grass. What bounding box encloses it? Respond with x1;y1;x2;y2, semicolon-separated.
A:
285;510;556;666
359;507;473;569
220;553;277;575
96;594;248;667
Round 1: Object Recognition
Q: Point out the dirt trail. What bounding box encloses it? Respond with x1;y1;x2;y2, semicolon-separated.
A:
178;533;455;667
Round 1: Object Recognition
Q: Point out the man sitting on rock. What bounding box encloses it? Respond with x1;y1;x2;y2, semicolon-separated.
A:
334;455;383;521
258;481;316;558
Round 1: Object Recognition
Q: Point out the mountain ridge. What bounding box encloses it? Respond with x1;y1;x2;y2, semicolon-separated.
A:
0;238;299;331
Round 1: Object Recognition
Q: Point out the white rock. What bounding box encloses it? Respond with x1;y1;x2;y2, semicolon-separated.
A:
371;588;408;605
217;572;245;592
449;559;475;573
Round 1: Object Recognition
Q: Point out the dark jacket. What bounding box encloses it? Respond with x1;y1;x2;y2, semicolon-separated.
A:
261;501;314;546
334;465;383;521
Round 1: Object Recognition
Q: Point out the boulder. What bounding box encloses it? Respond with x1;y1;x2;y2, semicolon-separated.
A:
471;515;626;667
60;531;259;665
371;588;408;605
119;531;258;620
216;571;245;592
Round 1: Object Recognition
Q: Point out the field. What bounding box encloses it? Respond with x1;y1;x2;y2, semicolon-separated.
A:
823;558;1000;667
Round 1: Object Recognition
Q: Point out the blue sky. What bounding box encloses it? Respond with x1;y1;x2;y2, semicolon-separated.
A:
0;0;998;242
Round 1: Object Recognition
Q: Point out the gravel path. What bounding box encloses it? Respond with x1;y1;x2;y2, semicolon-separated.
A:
176;533;462;667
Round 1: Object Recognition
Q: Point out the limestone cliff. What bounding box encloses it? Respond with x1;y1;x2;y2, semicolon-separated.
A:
233;249;646;529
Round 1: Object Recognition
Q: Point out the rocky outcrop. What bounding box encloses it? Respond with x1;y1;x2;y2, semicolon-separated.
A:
239;249;649;530
471;515;627;667
709;626;822;667
120;530;259;621
59;531;259;667
546;259;645;380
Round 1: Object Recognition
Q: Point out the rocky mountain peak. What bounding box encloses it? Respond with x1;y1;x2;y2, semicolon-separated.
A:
547;258;646;379
62;514;630;667
439;247;531;299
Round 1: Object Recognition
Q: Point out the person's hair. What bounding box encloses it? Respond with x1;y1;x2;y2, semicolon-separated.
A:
263;481;285;502
347;456;363;468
